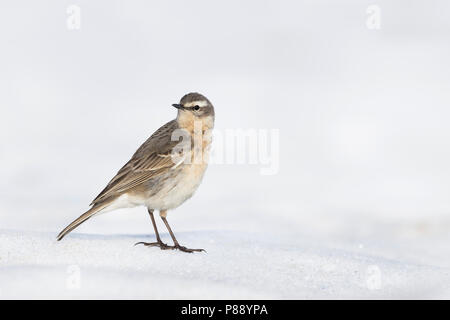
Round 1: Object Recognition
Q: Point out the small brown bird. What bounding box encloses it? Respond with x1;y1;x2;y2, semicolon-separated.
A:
57;92;215;253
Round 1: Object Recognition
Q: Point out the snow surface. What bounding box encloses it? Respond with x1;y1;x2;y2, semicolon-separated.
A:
1;222;450;299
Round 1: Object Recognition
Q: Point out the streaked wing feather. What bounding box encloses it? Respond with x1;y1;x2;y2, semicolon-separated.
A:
90;120;181;205
90;153;176;204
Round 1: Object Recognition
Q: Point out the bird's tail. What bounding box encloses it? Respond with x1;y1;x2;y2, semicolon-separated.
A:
57;202;111;241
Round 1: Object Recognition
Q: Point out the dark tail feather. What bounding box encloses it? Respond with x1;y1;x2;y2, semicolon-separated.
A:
57;202;110;241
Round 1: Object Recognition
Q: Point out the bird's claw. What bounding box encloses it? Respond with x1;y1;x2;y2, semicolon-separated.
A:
134;241;205;253
175;245;206;253
134;241;175;250
134;241;206;253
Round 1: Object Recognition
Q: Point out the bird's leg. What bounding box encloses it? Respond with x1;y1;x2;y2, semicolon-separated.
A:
135;209;174;250
160;213;205;253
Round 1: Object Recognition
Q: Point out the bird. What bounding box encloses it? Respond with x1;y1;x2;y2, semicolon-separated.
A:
57;92;215;253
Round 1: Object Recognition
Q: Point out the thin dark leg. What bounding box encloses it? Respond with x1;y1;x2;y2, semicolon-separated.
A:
149;209;162;242
161;216;205;253
135;209;174;250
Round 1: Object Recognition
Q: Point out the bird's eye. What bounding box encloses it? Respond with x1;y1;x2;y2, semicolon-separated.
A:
194;105;200;111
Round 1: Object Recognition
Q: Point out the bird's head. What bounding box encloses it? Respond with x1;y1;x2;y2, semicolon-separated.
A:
173;93;215;129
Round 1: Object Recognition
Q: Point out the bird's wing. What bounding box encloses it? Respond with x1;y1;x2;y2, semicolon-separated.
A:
90;120;183;205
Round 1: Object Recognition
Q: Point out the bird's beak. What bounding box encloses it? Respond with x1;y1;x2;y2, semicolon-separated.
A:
172;104;185;110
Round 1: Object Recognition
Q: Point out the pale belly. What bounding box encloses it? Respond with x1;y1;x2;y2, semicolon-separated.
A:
144;163;208;210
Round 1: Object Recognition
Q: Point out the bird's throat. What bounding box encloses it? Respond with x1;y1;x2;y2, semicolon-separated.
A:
176;112;214;134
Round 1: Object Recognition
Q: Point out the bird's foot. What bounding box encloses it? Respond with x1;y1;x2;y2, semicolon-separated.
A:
174;245;206;253
134;240;175;250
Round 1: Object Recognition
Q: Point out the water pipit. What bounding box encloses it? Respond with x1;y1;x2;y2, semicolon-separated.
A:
57;92;214;253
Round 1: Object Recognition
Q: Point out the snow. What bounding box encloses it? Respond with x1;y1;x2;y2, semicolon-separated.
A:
1;220;450;299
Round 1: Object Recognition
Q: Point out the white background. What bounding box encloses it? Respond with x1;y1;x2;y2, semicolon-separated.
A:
1;0;450;298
